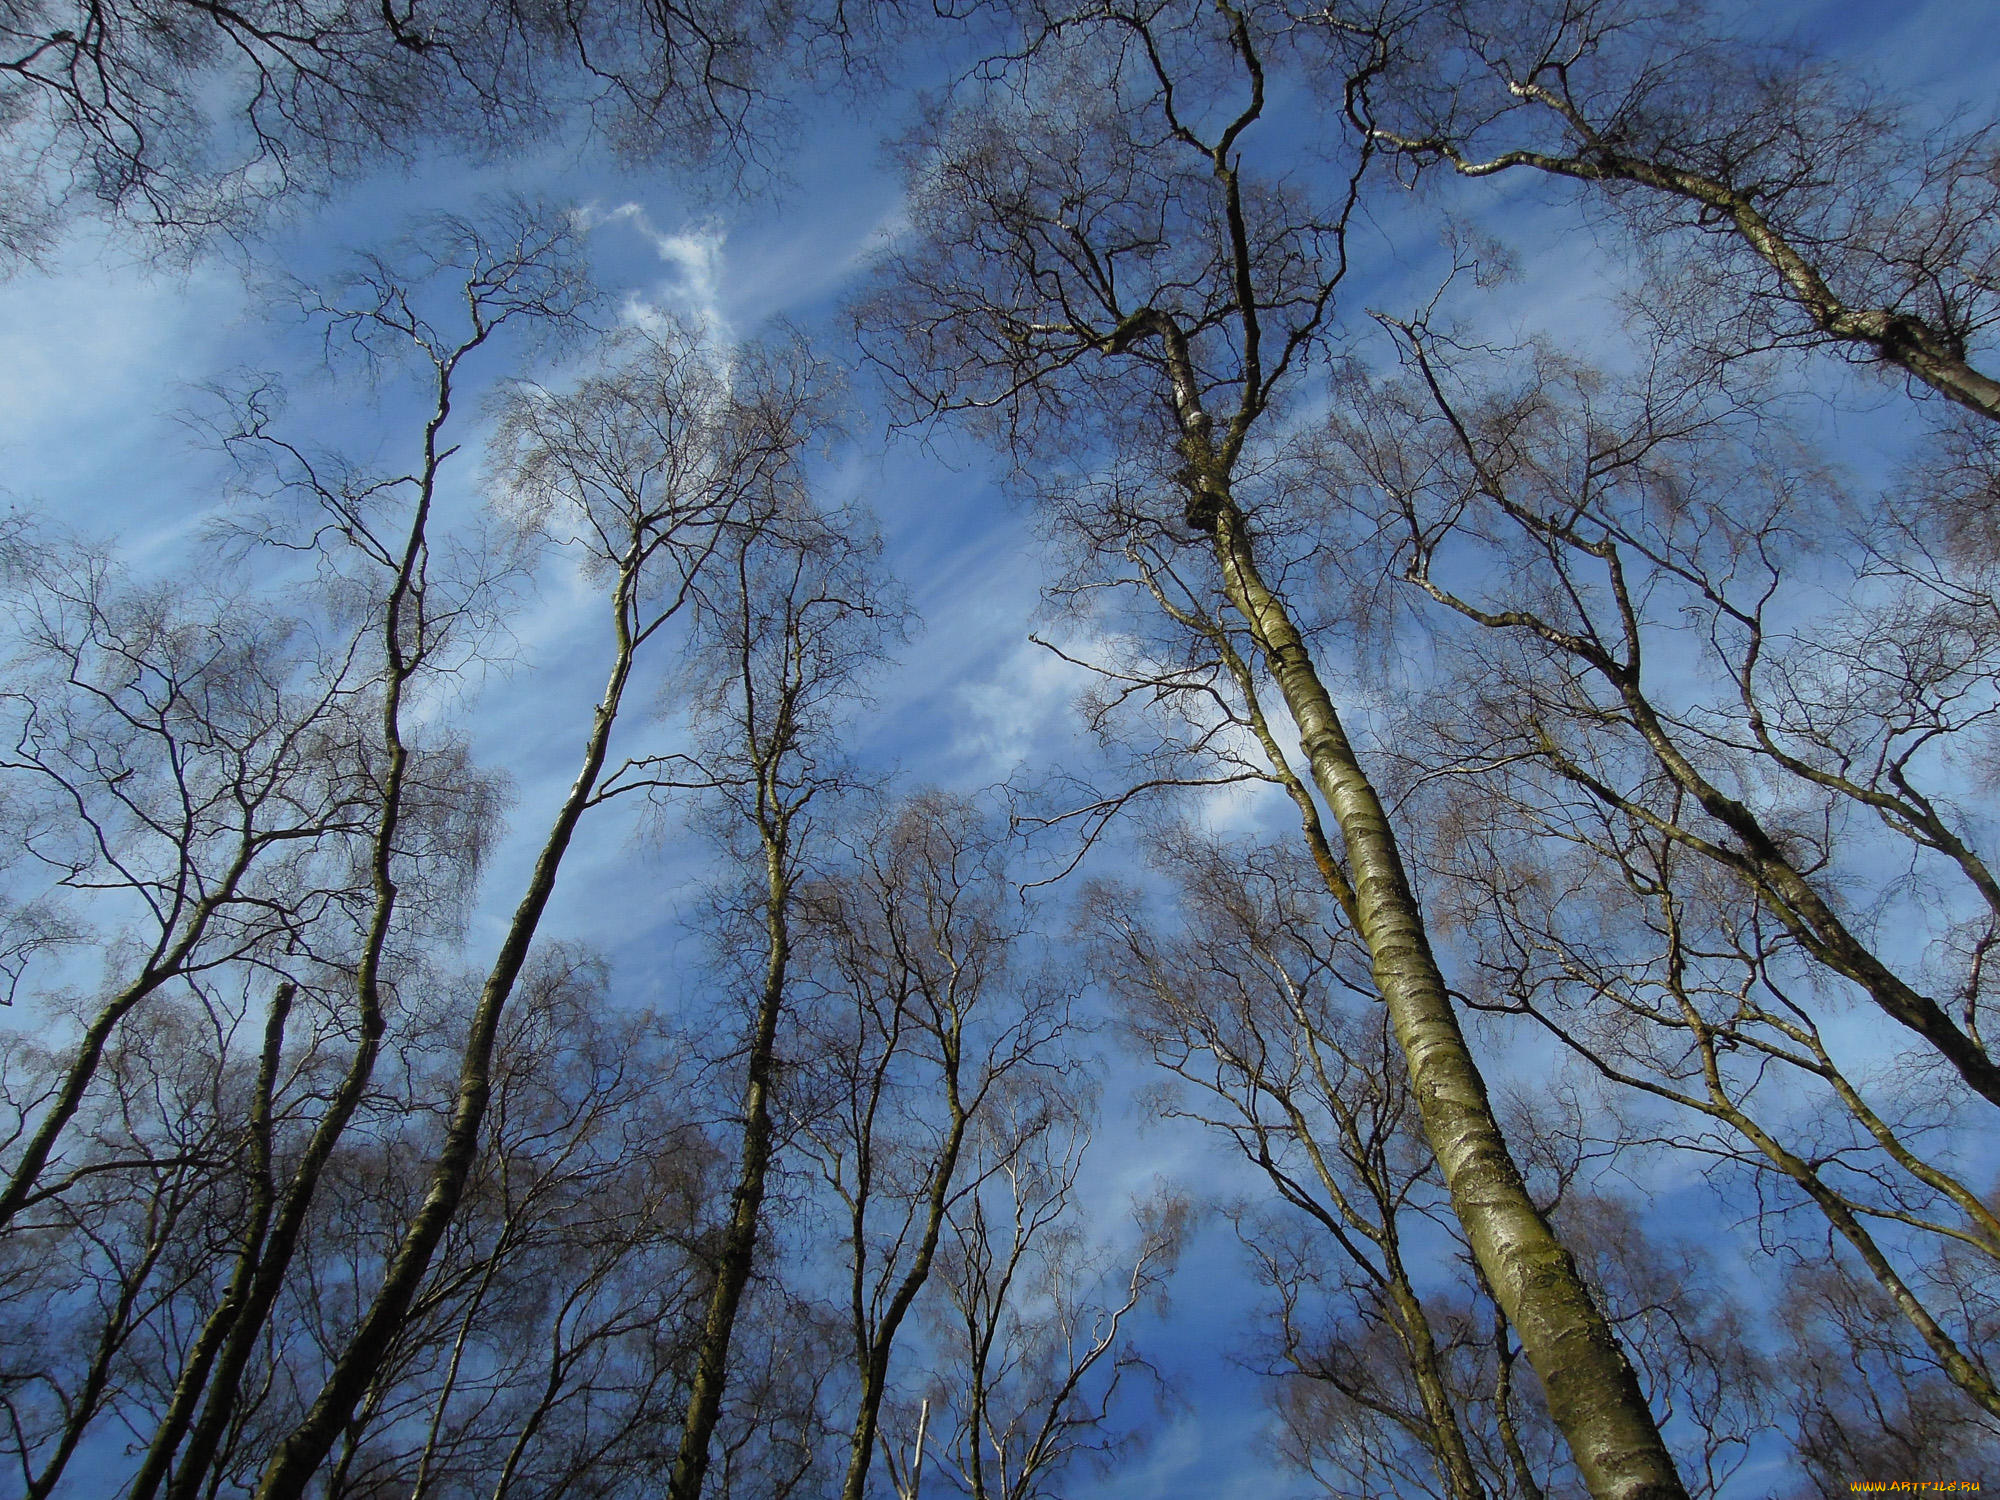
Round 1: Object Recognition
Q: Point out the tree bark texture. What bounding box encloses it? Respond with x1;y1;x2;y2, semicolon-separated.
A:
1203;494;1686;1500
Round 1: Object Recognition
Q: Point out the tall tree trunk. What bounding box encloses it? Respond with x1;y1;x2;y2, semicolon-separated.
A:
1200;490;1684;1500
840;1080;968;1500
1106;296;1685;1495
1112;294;1685;1497
126;984;294;1500
252;596;641;1500
159;594;424;1500
668;829;793;1500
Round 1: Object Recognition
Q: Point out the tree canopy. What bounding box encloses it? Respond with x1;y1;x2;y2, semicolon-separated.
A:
1;3;1996;1498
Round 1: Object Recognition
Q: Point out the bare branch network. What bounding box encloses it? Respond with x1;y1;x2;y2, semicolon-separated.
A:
1;3;1998;1499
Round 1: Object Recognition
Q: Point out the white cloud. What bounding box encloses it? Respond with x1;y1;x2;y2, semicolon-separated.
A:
953;632;1097;781
0;241;245;557
576;201;732;339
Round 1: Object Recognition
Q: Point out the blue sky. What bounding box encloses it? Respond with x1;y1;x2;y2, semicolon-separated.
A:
5;0;2000;1493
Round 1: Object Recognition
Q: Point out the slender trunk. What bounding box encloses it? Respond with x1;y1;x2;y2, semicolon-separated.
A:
840;1086;969;1500
0;860;253;1233
908;1397;929;1500
966;1306;993;1500
126;984;294;1500
1283;1100;1485;1497
842;1348;896;1500
0;973;162;1230
1492;1305;1548;1500
1114;303;1680;1495
323;1403;373;1500
490;1352;569;1500
157;329;468;1500
159;968;389;1500
1783;1168;2000;1419
1201;495;1685;1500
668;827;792;1500
1386;1276;1487;1500
1278;978;1484;1500
252;610;639;1500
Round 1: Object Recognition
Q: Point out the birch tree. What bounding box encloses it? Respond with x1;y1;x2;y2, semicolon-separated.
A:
793;791;1085;1500
1317;325;2000;1451
250;303;829;1499
1321;0;2000;423
654;475;902;1500
114;204;593;1500
1088;826;1764;1498
859;7;1685;1493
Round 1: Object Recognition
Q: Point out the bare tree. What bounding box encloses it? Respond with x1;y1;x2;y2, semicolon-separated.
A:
0;488;511;1488
0;0;887;264
0;981;270;1499
698;1298;848;1500
791;791;1085;1500
1090;818;1772;1499
99;205;593;1500
14;946;724;1500
858;7;1684;1494
1321;0;2000;423
1338;321;2000;1106
248;300;829;1498
904;1090;1184;1500
1316;324;2000;1442
648;472;903;1500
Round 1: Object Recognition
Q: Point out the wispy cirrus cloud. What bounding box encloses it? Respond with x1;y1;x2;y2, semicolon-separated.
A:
575;201;731;339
